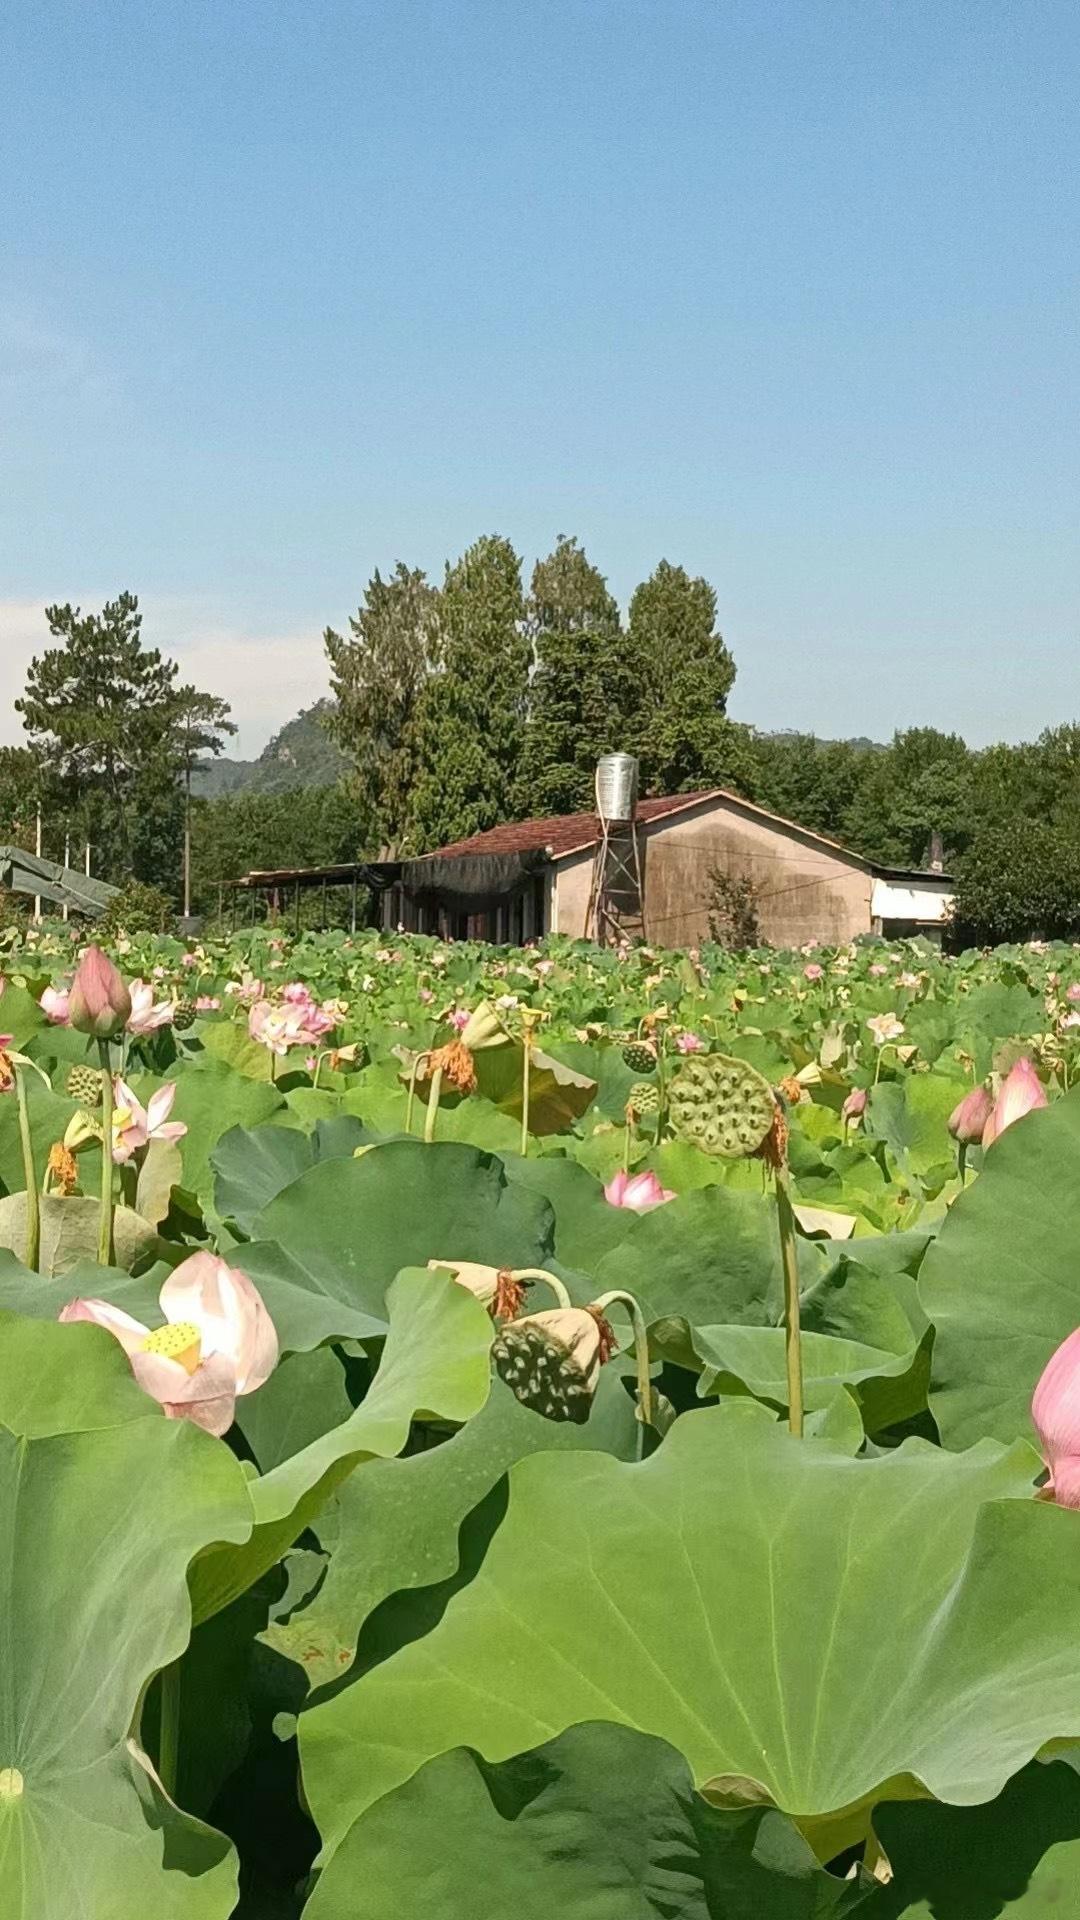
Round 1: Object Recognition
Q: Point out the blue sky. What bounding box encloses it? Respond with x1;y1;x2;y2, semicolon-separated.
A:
3;0;1078;754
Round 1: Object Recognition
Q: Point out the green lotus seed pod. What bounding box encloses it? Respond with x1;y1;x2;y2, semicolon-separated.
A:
668;1053;776;1159
621;1040;658;1074
627;1080;661;1118
65;1064;103;1107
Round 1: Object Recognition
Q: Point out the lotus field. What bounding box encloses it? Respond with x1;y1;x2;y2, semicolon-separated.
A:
8;921;1080;1916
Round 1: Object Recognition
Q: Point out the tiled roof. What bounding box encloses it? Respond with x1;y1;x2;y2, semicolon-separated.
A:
415;792;724;863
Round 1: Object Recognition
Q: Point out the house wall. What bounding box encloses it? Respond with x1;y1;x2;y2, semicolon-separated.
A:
552;797;873;947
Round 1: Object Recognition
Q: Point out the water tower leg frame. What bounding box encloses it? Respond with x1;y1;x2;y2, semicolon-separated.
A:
586;817;646;946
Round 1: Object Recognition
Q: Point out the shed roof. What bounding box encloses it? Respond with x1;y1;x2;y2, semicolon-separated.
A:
418;792;725;864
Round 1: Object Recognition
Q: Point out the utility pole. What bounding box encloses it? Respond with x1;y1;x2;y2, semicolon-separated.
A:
63;832;71;923
34;806;42;924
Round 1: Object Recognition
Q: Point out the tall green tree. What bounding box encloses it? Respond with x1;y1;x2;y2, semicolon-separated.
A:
626;560;752;794
169;686;237;917
843;727;974;869
408;535;528;849
15;593;231;897
324;564;440;851
516;536;636;816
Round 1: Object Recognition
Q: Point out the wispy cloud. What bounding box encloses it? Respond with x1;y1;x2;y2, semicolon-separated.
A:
0;599;331;760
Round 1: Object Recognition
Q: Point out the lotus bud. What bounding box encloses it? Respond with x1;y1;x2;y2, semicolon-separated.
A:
947;1084;993;1145
459;1001;510;1053
1032;1326;1080;1509
982;1058;1048;1149
68;946;131;1039
841;1088;867;1125
492;1305;615;1423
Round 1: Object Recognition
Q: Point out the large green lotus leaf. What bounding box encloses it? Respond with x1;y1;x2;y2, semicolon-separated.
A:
920;1091;1080;1449
197;1018;275;1080
211;1115;370;1237
953;981;1042;1076
0;1193;158;1277
502;1154;639;1271
0;982;47;1046
235;1345;354;1473
473;1042;598;1134
864;1077;959;1186
0;1068;76;1198
301;1401;1072;1857
164;1058;285;1198
189;1267;493;1625
0;1311;252;1918
252;1140;553;1321
222;1240;389;1352
871;1759;1080;1916
303;1724;863;1920
268;1367;640;1693
350;1077;523;1150
0;1248;163;1322
591;1184;826;1333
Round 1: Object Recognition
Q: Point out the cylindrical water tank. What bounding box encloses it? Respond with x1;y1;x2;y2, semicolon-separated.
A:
595;753;639;824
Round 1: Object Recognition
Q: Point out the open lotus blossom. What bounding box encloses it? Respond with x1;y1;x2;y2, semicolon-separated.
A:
111;1076;188;1164
492;1305;615;1421
675;1030;705;1053
1067;983;1080;1003
1032;1327;1080;1508
948;1083;994;1145
69;945;131;1039
126;980;176;1035
803;963;824;982
39;985;71;1025
59;1253;278;1436
249;998;331;1056
866;1012;905;1046
604;1168;675;1211
982;1058;1048;1149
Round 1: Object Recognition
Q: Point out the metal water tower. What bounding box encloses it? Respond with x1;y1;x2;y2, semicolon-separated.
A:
586;754;646;945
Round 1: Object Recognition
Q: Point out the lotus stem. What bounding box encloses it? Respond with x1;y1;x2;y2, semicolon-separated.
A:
406;1051;429;1135
623;1118;631;1173
521;1036;532;1157
14;1067;40;1274
423;1063;444;1144
593;1287;654;1445
97;1041;115;1266
511;1268;573;1308
776;1166;803;1437
655;1041;668;1141
157;1659;181;1799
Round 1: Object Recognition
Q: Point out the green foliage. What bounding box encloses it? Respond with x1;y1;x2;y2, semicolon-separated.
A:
409;535;529;848
515;536;633;816
627;559;752;794
98;878;177;937
324;566;440;848
950;821;1080;944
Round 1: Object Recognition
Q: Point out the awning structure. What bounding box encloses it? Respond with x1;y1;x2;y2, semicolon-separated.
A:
0;847;117;917
400;849;546;909
236;861;400;892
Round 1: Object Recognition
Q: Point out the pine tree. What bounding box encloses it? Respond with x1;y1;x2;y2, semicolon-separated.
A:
627;561;752;794
517;536;636;816
408;536;528;849
324;563;440;850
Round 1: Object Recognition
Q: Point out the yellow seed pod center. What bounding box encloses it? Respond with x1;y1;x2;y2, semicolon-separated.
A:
142;1322;202;1375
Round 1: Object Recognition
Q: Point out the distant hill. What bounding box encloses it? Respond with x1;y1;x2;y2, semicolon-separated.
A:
193;700;348;798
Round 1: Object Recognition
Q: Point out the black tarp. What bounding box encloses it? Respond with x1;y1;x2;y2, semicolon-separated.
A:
400;850;546;910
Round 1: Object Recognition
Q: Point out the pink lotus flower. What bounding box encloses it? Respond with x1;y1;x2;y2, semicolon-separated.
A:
842;1088;867;1125
982;1058;1048;1149
1068;983;1080;1003
126;980;175;1036
60;1253;278;1436
449;1008;471;1032
947;1083;994;1145
803;964;824;982
69;946;131;1039
111;1077;188;1163
868;963;888;978
181;952;199;969
1033;1327;1080;1508
676;1031;705;1053
604;1169;675;1212
40;985;70;1025
196;995;221;1012
282;981;315;1005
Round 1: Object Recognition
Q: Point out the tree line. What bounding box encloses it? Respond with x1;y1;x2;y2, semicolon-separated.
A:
5;540;1080;944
